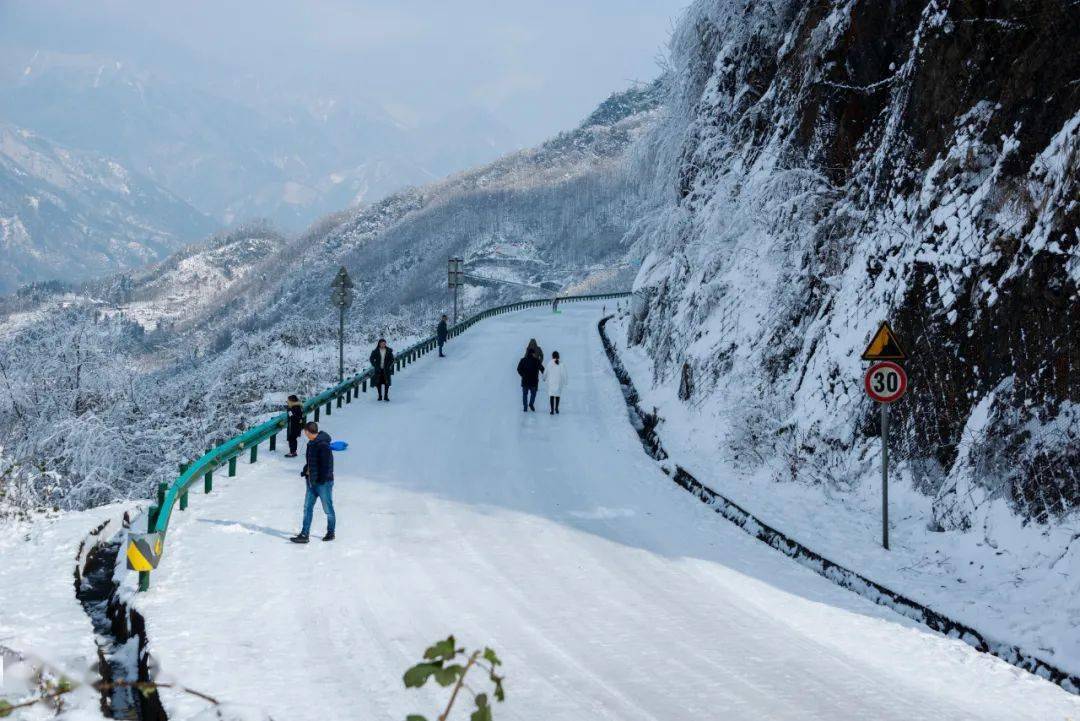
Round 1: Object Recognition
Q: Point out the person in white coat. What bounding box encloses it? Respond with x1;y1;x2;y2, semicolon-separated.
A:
544;351;566;414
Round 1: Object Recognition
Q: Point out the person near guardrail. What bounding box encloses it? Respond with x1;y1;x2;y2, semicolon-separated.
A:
517;347;545;412
543;351;566;414
437;315;448;357
370;338;394;401
285;394;304;457
290;422;336;543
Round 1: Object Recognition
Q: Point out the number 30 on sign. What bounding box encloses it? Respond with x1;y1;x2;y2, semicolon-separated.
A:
864;361;908;404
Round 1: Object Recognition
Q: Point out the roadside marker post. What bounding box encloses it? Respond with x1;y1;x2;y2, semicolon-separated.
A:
862;323;909;550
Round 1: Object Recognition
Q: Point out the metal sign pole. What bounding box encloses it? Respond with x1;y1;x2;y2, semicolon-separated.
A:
330;266;354;384
881;403;889;550
338;304;345;383
454;282;459;325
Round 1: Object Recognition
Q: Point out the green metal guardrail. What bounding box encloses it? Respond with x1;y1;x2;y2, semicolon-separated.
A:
137;291;631;590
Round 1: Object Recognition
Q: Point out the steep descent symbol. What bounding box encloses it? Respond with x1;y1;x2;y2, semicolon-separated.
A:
862;321;907;361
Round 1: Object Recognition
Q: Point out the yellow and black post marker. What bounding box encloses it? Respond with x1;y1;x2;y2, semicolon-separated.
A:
127;532;164;590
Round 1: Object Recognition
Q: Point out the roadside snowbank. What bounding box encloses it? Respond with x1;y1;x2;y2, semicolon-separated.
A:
607;312;1080;679
0;503;135;719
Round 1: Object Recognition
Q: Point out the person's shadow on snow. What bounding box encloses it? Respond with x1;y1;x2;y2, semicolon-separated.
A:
197;518;292;539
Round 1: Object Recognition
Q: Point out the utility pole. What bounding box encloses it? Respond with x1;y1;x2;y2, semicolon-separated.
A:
330;266;355;382
447;257;464;323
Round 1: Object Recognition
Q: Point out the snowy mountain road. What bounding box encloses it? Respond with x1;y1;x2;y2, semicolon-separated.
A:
131;303;1079;721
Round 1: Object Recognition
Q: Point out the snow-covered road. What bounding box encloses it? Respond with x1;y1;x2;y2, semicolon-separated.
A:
132;303;1079;720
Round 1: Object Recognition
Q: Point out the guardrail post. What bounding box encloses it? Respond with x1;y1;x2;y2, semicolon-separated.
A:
148;504;159;531
250;444;258;463
269;433;277;451
180;489;189;511
314;406;320;422
157;482;167;508
337;395;342;408
326;401;332;416
228;456;237;477
205;470;213;493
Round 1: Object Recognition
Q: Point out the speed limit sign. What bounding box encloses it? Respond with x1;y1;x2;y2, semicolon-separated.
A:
864;361;907;404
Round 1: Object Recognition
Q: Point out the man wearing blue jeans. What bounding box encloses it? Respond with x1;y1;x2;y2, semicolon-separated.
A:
516;348;544;412
290;422;336;543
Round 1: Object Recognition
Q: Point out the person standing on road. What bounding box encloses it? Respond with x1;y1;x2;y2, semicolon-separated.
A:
527;338;544;365
517;347;545;412
290;422;336;543
544;351;566;414
370;338;394;401
437;315;448;357
285;394;304;457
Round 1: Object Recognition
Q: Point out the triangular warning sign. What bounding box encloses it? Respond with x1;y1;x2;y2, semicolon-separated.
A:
862;321;907;361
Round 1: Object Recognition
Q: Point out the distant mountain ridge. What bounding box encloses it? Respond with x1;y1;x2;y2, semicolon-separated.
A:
0;48;525;233
0;122;216;293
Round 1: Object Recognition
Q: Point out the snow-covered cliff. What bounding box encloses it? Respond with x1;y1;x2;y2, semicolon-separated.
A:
626;0;1078;529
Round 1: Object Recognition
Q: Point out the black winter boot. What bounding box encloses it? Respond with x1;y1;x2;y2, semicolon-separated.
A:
290;534;310;544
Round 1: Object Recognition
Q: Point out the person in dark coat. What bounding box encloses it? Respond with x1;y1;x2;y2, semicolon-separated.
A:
285;394;304;457
526;338;544;365
517;348;545;412
290;422;336;543
370;338;394;401
437;315;448;357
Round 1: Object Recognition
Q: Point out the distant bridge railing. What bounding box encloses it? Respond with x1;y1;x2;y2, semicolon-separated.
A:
136;291;632;590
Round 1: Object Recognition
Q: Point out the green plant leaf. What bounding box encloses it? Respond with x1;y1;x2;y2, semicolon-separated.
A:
483;647;502;667
423;636;457;662
493;677;506;702
470;696;493;721
406;716;428;721
403;662;441;688
433;664;465;687
0;700;14;718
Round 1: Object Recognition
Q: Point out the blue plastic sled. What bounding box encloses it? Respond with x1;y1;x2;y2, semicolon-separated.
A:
329;441;349;451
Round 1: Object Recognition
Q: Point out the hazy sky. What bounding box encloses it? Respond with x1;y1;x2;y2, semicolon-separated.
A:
1;0;690;143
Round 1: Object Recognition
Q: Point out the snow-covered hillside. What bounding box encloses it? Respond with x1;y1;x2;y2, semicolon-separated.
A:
0;123;216;293
0;84;659;514
624;0;1078;544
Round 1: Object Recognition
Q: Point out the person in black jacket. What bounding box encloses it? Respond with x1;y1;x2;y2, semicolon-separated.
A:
517;348;545;412
290;422;336;543
285;395;304;457
369;338;394;401
437;315;448;357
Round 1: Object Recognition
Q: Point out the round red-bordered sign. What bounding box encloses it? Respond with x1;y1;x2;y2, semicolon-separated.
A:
864;361;908;404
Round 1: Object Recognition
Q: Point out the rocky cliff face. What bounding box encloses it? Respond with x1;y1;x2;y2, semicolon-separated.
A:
627;0;1078;528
